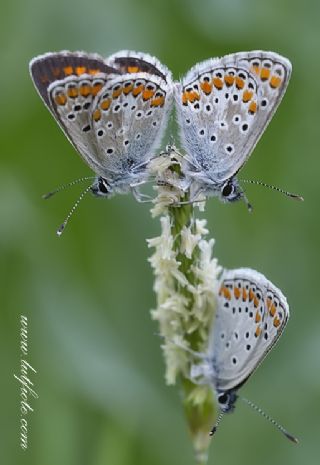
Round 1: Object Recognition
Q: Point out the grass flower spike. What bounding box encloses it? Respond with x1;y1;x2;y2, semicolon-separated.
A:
148;149;221;464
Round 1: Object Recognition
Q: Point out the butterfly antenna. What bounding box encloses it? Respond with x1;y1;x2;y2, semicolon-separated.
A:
209;411;224;437
56;185;92;236
241;397;298;444
242;192;253;213
240;179;304;201
42;176;95;199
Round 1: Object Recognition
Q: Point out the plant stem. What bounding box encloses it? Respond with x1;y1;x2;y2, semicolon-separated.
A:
169;202;217;465
148;153;219;464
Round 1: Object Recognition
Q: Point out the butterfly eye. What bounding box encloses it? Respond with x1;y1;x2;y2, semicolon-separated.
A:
222;183;234;197
98;177;109;194
221;180;244;203
217;390;238;413
218;392;229;404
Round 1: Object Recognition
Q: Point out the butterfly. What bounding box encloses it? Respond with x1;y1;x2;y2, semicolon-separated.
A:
30;50;296;209
189;268;297;441
29;50;173;200
174;51;292;204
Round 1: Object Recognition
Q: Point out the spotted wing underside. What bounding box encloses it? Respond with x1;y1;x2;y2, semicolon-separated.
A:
175;51;292;183
88;72;172;175
210;268;289;392
30;51;173;179
30;52;120;175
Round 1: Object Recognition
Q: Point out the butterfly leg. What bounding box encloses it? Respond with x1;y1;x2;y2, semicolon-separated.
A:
130;185;153;203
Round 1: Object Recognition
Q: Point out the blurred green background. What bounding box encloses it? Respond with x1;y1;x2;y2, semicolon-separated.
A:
1;0;319;464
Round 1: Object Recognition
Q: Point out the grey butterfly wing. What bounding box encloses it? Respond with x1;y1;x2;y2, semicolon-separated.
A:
175;51;292;183
107;50;172;84
90;72;173;177
29;51;120;176
210;268;289;392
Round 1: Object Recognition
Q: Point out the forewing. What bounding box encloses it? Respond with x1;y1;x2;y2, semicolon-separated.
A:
29;52;119;175
210;268;289;392
107;50;173;84
175;51;291;182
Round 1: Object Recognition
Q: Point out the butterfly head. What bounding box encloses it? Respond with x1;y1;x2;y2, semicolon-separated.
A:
217;389;238;413
91;176;113;197
219;177;243;203
218;178;253;212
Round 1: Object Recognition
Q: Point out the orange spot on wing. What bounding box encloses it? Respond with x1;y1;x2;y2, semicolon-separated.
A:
253;296;260;308
224;75;235;86
151;95;165;107
219;286;232;300
234;287;241;299
273;316;281;328
132;84;144;96
249;289;255;302
67;87;78;98
255;311;261;323
242;90;253;103
213;77;223;89
54;93;67;106
242;288;248;301
142;89;155;100
255;326;262;337
63;66;73;75
235;77;245;89
260;67;271;80
93;109;101;122
248;101;257;114
40;75;49;83
52;68;61;77
182;91;188;105
112;87;123;98
92;83;103;96
76;66;86;75
80;84;91;97
269;304;276;317
128;66;139;73
123;83;133;95
200;81;212;94
270;75;282;88
88;69;100;75
188;91;200;103
100;99;111;110
251;65;260;75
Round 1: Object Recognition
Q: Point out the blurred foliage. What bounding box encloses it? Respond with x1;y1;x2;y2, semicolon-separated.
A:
1;0;319;464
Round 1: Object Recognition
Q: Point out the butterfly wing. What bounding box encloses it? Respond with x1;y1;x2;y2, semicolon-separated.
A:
89;71;173;177
29;51;120;176
30;51;173;180
210;268;289;392
107;50;172;84
175;51;292;183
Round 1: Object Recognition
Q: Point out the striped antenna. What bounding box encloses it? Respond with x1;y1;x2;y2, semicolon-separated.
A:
242;397;298;444
242;192;253;212
240;179;304;201
57;185;92;236
42;176;95;199
209;411;224;437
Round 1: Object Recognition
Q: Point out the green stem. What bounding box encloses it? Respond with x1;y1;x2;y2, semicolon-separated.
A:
168;202;217;465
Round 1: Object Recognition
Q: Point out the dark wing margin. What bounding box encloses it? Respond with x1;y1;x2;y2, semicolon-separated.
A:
29;51;120;107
